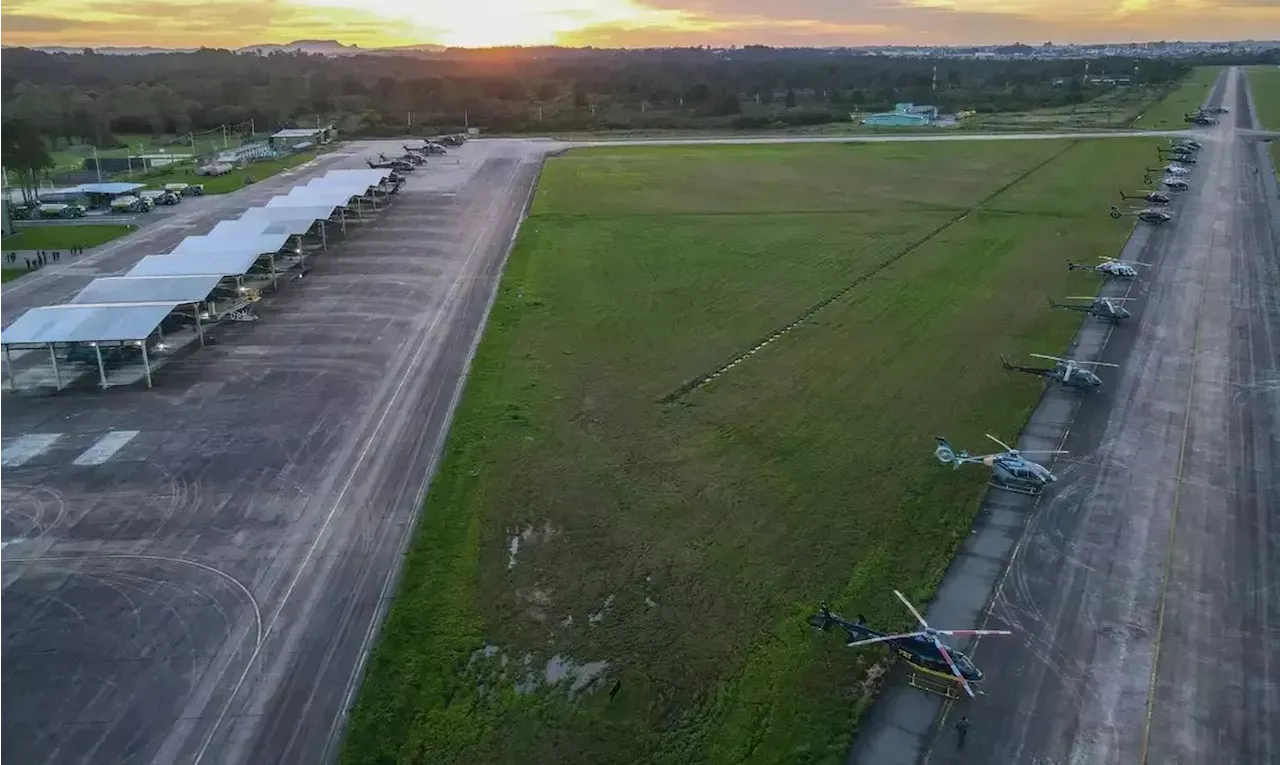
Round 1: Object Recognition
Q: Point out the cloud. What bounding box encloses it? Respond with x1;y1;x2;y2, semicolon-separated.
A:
1;0;1277;48
1;0;433;48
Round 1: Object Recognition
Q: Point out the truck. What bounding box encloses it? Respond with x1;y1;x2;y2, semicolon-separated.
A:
38;203;86;219
140;189;182;206
165;182;205;197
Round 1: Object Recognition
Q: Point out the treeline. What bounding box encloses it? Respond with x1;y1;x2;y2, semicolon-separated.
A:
0;45;1242;140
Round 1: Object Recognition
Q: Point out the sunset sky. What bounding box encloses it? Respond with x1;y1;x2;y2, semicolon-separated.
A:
3;0;1277;50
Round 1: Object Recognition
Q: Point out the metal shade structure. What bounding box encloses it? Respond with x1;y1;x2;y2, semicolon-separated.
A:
237;205;335;236
1;302;181;390
70;275;225;305
170;231;292;256
128;251;265;278
2;303;179;345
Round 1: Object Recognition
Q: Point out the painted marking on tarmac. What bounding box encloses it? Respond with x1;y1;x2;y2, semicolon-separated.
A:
72;430;140;466
1;434;63;468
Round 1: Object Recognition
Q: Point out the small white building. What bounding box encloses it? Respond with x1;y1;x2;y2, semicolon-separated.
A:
269;126;335;152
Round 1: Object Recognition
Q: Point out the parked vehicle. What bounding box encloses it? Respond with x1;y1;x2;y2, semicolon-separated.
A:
38;203;86;218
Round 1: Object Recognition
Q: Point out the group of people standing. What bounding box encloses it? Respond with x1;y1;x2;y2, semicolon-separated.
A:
3;244;88;272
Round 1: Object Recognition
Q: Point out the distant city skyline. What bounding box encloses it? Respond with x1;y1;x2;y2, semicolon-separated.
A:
3;0;1279;51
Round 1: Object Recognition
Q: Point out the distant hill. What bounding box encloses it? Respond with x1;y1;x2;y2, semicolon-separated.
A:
6;45;199;55
236;39;363;55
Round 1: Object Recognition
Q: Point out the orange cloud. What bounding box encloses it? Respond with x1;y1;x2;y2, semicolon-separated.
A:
1;0;1277;49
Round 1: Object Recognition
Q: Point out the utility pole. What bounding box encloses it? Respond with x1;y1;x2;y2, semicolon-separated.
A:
92;146;102;182
464;110;469;129
408;111;413;131
250;118;255;139
221;123;228;149
538;105;543;122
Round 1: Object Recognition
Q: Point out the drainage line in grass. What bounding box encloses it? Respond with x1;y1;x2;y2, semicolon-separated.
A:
658;140;1083;404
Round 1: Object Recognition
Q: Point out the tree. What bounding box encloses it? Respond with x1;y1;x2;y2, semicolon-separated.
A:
784;89;797;108
2;118;55;203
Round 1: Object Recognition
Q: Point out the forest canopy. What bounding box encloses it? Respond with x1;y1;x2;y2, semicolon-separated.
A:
1;45;1271;141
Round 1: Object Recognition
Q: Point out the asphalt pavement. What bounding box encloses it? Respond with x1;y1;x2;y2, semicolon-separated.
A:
849;66;1279;765
1;138;549;765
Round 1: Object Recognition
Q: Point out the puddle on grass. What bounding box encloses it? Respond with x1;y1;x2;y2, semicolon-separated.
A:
506;522;559;570
588;593;616;624
471;642;610;699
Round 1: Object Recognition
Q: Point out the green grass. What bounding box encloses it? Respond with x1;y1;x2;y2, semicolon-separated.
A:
123;151;323;193
1246;66;1280;171
1132;66;1224;129
49;132;250;171
1;224;136;251
1;268;26;283
341;137;1161;765
967;86;1174;131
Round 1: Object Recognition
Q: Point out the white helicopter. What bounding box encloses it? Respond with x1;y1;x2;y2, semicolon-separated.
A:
1068;256;1151;280
1049;295;1136;323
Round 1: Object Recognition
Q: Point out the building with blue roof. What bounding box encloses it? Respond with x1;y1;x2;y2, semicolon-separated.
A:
861;103;939;127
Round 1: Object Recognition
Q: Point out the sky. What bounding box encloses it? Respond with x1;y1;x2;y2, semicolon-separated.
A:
2;0;1278;50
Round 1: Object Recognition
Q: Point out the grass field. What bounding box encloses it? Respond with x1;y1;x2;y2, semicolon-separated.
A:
1246;67;1280;170
123;151;323;193
1;224;135;251
1;268;26;283
1132;67;1223;129
341;137;1161;765
49;132;250;171
968;86;1174;131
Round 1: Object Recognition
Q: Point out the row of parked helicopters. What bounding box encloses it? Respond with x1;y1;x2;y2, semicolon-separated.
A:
366;134;467;172
808;135;1208;700
1107;137;1202;225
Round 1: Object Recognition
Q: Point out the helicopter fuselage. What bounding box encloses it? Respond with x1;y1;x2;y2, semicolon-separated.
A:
810;611;983;683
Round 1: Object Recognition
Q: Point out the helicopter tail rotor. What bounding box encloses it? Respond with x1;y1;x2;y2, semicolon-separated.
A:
1109;205;1123;219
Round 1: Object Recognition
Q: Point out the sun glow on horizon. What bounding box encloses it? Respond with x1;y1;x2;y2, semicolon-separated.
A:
294;0;694;48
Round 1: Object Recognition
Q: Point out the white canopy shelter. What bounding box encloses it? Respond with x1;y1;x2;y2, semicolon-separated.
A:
171;232;292;256
128;251;264;278
1;302;181;389
71;275;225;305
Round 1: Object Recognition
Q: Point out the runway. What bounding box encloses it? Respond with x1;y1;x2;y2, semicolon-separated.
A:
1;139;548;764
848;66;1279;765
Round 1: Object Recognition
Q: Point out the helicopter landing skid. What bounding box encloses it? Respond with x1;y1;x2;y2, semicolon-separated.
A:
988;479;1043;497
906;671;963;700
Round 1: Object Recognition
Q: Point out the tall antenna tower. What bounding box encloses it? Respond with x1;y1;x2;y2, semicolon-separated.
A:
932;65;938;92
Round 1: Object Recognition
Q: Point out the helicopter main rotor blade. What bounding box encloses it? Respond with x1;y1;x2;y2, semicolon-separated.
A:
894;590;929;629
932;637;976;698
936;629;1014;637
984;433;1014;452
1010;449;1069;456
846;631;927;648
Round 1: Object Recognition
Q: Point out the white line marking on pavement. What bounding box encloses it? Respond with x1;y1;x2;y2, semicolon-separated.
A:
72;430;140;466
0;434;64;468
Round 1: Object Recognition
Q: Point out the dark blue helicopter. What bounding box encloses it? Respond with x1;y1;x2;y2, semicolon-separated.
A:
809;591;1012;697
1001;353;1118;391
935;433;1065;495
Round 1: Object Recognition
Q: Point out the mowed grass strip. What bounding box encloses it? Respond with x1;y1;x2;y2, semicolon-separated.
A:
1;224;136;252
1246;67;1280;169
342;138;1158;765
1133;66;1224;129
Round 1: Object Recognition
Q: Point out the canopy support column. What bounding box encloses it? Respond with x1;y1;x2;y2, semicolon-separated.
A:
5;346;15;391
339;209;347;234
49;344;62;390
320;221;327;250
140;340;152;388
195;305;205;347
269;254;277;289
94;345;107;389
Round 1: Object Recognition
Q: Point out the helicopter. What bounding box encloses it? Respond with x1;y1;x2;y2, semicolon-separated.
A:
1001;353;1118;391
1157;148;1196;165
1110;205;1172;225
1068;256;1149;280
1147;164;1191;176
367;157;415;172
934;433;1066;495
1049;295;1135;323
1170;138;1203;151
808;591;1012;697
382;151;425;166
1185;112;1217;126
409;141;448;156
1203;105;1230;115
1119;189;1171;205
1156;176;1190;191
